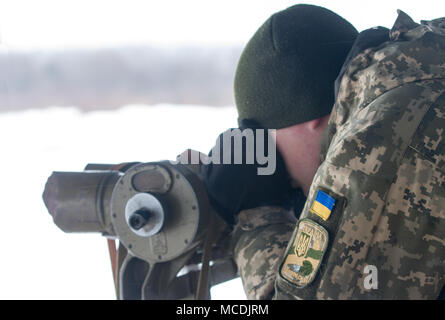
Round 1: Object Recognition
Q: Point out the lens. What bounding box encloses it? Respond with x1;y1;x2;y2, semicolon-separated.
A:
43;170;121;234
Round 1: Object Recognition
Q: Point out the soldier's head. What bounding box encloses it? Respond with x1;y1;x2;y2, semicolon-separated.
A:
234;4;357;195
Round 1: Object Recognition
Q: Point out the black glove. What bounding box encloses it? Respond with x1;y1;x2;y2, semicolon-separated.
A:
200;122;306;226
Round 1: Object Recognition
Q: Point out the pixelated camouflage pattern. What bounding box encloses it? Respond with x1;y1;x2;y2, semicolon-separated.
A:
231;206;296;299
274;10;445;299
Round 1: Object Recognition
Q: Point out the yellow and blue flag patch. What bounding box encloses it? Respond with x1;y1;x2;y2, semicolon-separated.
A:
310;189;336;221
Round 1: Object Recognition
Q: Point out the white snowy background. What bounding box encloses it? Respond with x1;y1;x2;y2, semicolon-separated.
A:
0;0;444;300
0;104;241;299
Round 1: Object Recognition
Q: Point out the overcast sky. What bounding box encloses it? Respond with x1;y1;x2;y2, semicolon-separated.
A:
1;0;444;50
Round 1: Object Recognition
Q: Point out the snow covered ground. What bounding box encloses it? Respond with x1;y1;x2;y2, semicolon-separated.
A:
0;104;246;299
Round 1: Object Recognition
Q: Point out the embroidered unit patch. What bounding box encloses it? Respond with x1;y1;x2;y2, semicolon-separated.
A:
280;219;328;288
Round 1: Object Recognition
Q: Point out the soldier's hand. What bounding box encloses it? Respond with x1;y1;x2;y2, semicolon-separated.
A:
200;126;305;226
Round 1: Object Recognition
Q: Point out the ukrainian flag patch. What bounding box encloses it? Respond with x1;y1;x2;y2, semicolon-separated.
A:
310;189;336;221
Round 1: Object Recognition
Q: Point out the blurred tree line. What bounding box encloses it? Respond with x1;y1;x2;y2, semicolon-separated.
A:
0;45;242;111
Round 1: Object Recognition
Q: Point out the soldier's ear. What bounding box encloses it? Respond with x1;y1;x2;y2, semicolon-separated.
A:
305;118;323;131
305;114;330;131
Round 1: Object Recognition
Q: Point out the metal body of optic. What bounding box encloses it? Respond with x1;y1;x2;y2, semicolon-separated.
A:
43;156;238;299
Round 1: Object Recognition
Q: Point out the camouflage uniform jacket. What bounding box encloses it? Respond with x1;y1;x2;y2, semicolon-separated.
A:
232;206;298;299
233;11;445;299
275;11;445;299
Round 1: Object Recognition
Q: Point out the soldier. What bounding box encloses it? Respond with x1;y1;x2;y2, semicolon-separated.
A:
204;6;445;299
200;4;358;299
274;10;445;299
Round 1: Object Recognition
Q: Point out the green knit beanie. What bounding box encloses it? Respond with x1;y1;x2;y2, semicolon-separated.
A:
234;4;358;129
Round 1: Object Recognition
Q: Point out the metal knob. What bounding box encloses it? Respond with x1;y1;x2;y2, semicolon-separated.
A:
125;193;164;237
129;208;152;230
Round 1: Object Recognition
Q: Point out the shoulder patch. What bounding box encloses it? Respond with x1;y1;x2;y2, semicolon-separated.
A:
279;219;328;288
310;189;336;221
